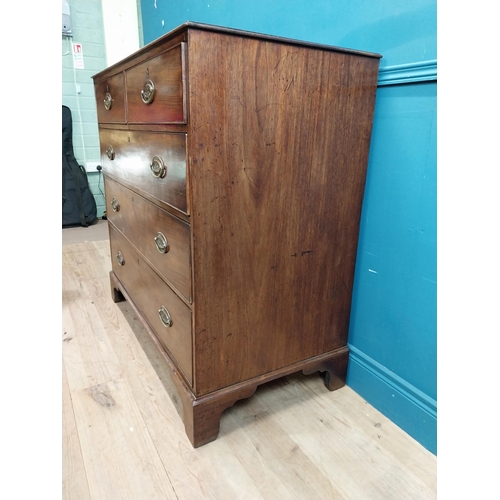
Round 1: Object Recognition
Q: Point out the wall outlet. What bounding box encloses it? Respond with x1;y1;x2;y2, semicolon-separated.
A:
85;161;102;172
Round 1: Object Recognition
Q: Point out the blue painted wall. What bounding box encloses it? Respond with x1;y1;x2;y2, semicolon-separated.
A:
140;0;435;68
139;0;437;453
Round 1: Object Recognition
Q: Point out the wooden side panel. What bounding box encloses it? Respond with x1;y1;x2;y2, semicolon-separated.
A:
187;29;379;396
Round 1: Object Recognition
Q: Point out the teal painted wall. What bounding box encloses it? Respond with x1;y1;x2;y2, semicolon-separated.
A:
139;0;435;68
62;0;107;219
140;0;437;454
349;80;437;453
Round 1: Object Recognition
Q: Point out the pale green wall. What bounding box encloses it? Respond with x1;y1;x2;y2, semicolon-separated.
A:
62;0;144;219
62;0;107;218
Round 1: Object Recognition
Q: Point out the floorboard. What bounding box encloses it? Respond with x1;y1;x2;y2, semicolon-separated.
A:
62;232;437;499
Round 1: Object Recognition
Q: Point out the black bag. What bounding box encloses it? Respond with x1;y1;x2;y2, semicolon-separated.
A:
62;105;97;227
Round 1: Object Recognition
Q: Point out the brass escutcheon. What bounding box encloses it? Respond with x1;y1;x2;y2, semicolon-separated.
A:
141;79;155;104
150;155;166;178
116;251;125;266
158;306;173;327
154;232;169;253
106;145;115;160
104;92;112;110
111;197;120;212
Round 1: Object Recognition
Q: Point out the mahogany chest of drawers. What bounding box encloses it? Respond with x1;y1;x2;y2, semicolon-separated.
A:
93;22;381;447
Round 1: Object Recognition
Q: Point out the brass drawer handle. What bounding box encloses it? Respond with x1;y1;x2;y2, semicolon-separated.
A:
141;78;155;104
158;306;173;327
116;251;125;266
150;155;166;178
111;197;120;212
154;232;169;253
106;145;115;160
104;91;112;110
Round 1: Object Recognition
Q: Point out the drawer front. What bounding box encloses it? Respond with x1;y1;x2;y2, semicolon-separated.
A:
109;224;193;385
126;43;186;124
105;176;192;303
95;73;126;123
100;128;188;214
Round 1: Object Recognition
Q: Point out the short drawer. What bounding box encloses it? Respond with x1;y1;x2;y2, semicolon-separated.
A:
94;72;126;123
109;224;193;385
105;176;192;303
126;43;186;124
100;128;188;214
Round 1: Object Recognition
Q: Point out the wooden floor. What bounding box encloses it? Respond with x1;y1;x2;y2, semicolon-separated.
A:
62;233;437;499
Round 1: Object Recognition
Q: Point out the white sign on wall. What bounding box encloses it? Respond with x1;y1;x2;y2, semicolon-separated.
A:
72;43;84;69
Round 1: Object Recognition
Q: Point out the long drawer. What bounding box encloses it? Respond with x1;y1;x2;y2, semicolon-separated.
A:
105;176;192;303
109;224;193;386
99;128;188;215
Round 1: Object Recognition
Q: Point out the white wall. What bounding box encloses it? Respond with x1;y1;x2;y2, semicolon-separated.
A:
101;0;141;66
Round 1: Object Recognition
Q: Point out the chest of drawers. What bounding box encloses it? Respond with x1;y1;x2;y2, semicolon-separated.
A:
93;22;381;447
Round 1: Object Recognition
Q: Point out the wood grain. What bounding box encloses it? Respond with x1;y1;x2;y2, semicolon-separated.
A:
252;375;435;499
108;224;193;386
105;176;192;303
187;29;379;394
62;239;436;499
62;362;91;500
71;378;177;499
94;72;126;124
62;252;123;392
126;43;186;124
99;128;188;215
93;23;381;445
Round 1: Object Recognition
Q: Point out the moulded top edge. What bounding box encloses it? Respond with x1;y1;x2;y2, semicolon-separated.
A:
183;22;382;59
92;21;382;79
